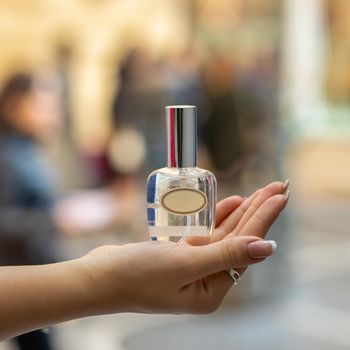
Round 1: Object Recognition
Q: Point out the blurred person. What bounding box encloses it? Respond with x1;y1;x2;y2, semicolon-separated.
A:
112;48;166;172
0;72;63;350
0;181;290;341
161;48;212;168
162;48;208;109
234;52;280;185
110;49;166;235
107;127;146;235
202;55;243;176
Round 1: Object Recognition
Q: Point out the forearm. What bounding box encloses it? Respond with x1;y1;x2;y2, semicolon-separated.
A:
0;259;95;340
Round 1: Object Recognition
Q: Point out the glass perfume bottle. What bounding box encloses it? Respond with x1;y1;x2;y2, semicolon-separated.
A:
147;105;217;242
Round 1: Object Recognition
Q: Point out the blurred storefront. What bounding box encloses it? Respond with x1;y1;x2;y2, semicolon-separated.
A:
0;0;283;184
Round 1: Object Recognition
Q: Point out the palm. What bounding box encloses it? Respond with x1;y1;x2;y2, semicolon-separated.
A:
166;181;289;302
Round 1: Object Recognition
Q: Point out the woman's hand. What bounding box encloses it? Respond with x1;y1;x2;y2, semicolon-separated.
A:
81;181;290;315
0;181;289;340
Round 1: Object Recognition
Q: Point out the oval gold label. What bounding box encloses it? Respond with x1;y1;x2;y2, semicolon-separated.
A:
160;188;207;215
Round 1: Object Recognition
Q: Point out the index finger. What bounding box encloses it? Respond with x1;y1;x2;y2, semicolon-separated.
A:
215;196;244;227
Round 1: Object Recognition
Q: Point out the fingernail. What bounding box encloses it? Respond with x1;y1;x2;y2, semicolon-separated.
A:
283;179;290;192
248;240;277;259
284;190;290;202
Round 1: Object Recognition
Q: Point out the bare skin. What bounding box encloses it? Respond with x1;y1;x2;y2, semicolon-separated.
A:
0;181;289;340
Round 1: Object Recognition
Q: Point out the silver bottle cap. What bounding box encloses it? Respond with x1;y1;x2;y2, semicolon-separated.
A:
166;105;197;168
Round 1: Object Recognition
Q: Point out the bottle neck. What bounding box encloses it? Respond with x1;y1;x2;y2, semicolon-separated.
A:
166;106;197;168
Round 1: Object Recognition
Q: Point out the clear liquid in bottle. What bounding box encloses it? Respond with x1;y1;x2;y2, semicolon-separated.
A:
147;167;216;242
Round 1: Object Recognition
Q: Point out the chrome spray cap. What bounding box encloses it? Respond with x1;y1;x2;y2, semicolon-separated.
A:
166;105;197;168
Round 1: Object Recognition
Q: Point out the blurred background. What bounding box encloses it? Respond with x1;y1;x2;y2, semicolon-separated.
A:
0;0;349;349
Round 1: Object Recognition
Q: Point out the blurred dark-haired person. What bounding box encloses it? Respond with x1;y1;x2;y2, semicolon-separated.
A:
0;72;63;350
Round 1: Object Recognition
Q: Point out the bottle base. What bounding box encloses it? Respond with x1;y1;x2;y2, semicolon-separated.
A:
151;236;184;242
149;226;210;242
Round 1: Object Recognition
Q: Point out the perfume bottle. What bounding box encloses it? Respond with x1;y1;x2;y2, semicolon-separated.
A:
147;105;217;242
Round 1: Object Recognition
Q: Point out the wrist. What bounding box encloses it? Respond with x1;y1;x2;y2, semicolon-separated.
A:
36;259;101;323
61;258;101;317
76;249;126;315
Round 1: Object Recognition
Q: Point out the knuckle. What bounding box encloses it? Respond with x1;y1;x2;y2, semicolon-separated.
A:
252;210;266;226
241;199;259;214
221;242;240;269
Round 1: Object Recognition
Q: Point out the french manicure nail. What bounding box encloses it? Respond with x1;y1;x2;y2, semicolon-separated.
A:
284;190;290;202
283;179;290;192
248;240;277;259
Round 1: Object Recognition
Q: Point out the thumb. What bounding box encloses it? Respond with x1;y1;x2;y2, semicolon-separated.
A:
185;236;276;281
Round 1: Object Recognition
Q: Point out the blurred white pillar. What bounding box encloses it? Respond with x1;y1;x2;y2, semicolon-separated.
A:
281;0;327;134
